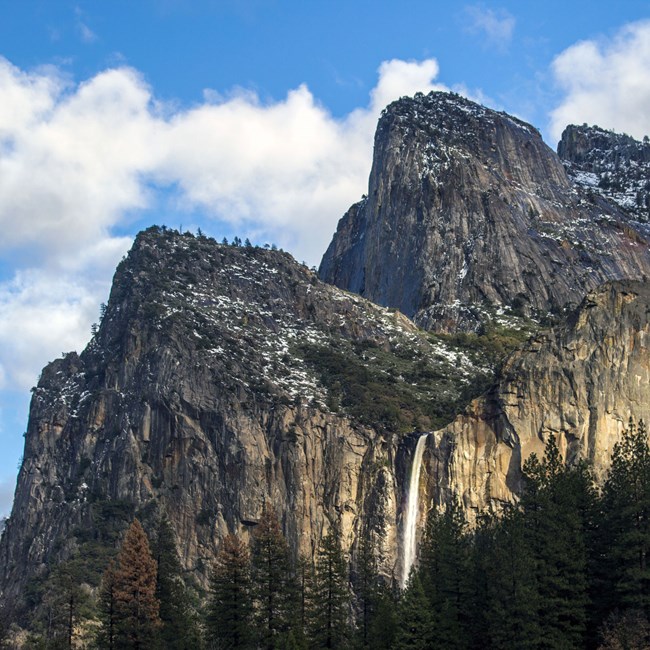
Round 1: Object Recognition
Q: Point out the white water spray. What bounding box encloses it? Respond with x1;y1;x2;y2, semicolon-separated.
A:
401;433;429;589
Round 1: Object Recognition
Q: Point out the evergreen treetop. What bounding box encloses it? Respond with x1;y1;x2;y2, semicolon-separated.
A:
112;518;161;649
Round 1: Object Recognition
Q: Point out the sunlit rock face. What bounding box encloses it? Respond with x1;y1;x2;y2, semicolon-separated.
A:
422;280;650;520
320;91;650;332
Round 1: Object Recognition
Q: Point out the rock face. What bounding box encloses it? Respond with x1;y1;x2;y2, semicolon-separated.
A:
559;123;650;222
420;280;650;524
320;92;650;332
0;228;493;605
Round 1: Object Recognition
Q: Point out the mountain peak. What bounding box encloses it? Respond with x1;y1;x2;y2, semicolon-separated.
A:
320;95;650;332
382;91;539;138
1;225;499;607
558;123;650;221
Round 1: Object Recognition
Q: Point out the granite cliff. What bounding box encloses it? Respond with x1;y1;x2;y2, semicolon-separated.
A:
0;227;497;606
319;92;650;332
418;280;650;527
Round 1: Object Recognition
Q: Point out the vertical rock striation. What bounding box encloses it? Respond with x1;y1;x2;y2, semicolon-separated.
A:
422;280;650;518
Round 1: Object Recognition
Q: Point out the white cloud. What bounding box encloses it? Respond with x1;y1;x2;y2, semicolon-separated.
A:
0;59;63;138
370;59;445;114
75;6;98;44
0;55;452;390
0;62;160;259
464;5;515;50
0;476;15;517
0;236;131;391
0;270;108;390
549;20;650;142
78;23;97;43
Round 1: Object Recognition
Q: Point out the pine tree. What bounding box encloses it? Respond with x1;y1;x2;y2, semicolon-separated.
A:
475;509;540;649
419;500;472;649
98;560;118;650
391;573;433;650
153;515;202;649
290;555;313;649
599;418;650;617
351;533;397;650
308;525;350;649
112;518;161;649
250;505;295;649
207;533;254;650
466;514;492;647
281;630;305;650
365;581;397;650
353;534;380;649
521;436;592;649
58;563;91;649
36;560;93;649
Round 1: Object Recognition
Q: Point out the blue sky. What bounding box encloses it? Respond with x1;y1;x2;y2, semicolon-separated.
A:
0;0;649;515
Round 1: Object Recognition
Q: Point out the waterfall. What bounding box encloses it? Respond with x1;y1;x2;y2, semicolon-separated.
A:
401;433;429;589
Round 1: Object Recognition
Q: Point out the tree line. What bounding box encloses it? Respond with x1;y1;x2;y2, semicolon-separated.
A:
9;516;203;649
5;418;649;648
395;418;650;650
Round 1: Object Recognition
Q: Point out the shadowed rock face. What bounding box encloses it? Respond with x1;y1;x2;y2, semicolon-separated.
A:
422;280;650;520
320;92;650;332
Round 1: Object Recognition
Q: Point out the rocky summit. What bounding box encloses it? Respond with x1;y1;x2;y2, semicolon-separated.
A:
320;91;650;332
0;227;500;604
559;123;650;222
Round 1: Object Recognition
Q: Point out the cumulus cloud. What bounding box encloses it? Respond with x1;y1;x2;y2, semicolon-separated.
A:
0;272;96;387
0;237;131;390
0;55;450;392
549;20;650;142
0;62;161;259
370;59;445;114
464;5;515;51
